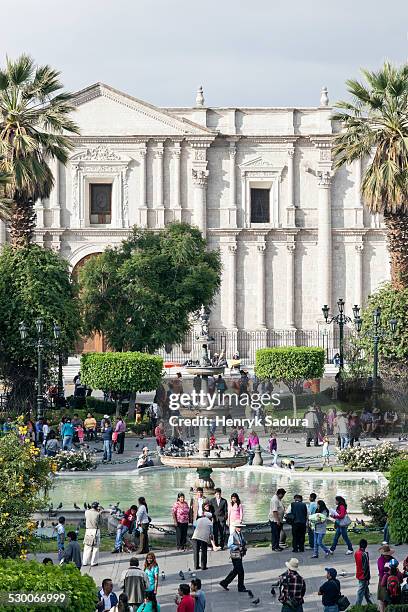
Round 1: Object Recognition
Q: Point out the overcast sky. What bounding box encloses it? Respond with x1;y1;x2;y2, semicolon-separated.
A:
3;0;407;108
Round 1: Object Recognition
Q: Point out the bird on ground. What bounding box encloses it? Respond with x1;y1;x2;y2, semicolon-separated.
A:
74;503;80;510
57;502;63;509
48;503;54;510
40;520;44;528
179;571;185;580
83;502;88;510
271;588;276;596
135;443;139;448
305;466;310;471
161;571;165;581
252;598;260;605
51;522;57;527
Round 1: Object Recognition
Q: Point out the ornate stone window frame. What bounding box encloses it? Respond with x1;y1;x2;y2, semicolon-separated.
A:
70;146;131;229
240;157;285;229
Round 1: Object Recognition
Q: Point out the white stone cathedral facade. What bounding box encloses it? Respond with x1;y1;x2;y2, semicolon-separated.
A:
8;82;389;350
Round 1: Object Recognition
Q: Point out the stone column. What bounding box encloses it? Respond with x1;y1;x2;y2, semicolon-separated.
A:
173;142;182;221
354;243;364;308
227;243;237;329
192;169;208;235
287;147;296;227
0;219;7;244
155;143;164;227
256;243;266;329
49;157;61;228
354;158;364;227
34;198;45;228
286;243;296;328
229;142;237;227
317;171;332;309
138;145;148;227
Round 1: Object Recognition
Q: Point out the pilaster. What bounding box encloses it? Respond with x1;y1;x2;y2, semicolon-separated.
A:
286;241;296;329
172;142;182;221
154;142;165;228
256;241;267;329
354;241;364;307
138;145;148;227
286;147;296;227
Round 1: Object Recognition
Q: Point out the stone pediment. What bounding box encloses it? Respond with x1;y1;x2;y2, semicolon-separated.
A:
72;82;215;137
241;156;274;169
70;146;130;163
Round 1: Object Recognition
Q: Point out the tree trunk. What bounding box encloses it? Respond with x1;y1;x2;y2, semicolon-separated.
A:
384;211;408;290
9;197;36;248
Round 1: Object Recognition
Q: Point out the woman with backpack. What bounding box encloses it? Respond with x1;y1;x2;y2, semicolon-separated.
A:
377;545;398;612
381;559;403;607
328;496;353;555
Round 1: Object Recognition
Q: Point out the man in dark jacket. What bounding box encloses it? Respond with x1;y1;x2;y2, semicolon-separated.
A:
318;567;341;611
289;495;308;553
210;487;228;549
62;531;82;569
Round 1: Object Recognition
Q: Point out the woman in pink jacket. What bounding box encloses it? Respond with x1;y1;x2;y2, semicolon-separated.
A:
329;495;353;555
227;493;244;531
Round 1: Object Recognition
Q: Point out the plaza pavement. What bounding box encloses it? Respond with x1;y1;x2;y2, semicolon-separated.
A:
35;542;408;611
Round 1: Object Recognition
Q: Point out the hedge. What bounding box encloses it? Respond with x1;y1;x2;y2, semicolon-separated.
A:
385;459;408;544
348;606;379;612
80;352;163;393
0;559;97;612
255;346;325;393
85;396;116;415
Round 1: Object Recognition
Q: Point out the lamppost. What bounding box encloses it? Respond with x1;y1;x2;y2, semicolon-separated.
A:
53;324;65;405
322;299;361;372
354;307;397;409
19;319;61;420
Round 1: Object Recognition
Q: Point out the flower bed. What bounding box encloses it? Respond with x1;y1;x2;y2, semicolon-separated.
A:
54;449;96;472
338;441;402;471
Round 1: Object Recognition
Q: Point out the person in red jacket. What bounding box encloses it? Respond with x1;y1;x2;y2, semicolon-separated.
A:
176;584;195;612
329;496;354;555
355;538;373;605
113;505;137;553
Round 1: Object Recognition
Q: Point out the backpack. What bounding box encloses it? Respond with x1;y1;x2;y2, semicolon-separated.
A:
387;574;401;602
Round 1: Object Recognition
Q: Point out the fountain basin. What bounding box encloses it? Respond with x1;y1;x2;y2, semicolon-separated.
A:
159;455;248;470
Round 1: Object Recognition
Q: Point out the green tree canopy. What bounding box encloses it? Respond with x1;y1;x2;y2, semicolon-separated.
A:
0;54;79;247
333;62;408;289
80;352;163;394
0;245;81;410
255;346;325;394
78;223;221;352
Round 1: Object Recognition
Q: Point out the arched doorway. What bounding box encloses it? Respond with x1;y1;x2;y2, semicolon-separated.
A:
72;253;106;353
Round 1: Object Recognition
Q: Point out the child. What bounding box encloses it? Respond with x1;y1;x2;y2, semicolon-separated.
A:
76;424;84;445
209;433;216;450
55;516;66;561
322;436;330;466
382;560;403;605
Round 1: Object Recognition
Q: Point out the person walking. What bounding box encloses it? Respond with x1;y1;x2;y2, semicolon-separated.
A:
335;412;350;449
269;488;286;552
269;432;278;466
61;418;74;450
309;499;331;558
329;496;353;555
136;496;150;554
102;418;113;462
191;512;213;570
304;404;319;447
322;437;331;466
210;487;228;549
219;522;249;593
355;538;373;605
172;492;190;551
61;531;82;569
121;558;150;611
144;552;159;594
318;567;341;612
307;493;318;549
56;516;65;561
288;494;308;553
115;416;126;454
247;430;260;465
227;493;244;532
275;558;306;612
82;501;101;567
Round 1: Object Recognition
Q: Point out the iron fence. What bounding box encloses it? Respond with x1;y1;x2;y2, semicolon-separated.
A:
157;328;353;366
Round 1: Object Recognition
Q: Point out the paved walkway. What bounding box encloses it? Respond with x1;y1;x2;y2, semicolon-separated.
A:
36;542;408;611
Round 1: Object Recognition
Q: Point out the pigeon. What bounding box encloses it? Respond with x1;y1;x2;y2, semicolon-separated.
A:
48;503;53;510
74;503;80;510
40;520;45;528
57;502;63;509
271;588;276;596
252;598;260;605
83;502;88;510
179;571;185;580
305;466;310;471
161;571;165;581
51;522;57;527
87;503;92;509
135;443;139;448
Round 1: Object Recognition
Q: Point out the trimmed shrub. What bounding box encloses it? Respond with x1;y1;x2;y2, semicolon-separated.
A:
256;347;325;393
388;607;408;612
54;449;96;472
338;442;402;471
360;490;388;526
386;459;408;544
130;415;152;435
81;352;163;393
0;559;96;611
347;606;379;612
85;396;116;415
66;395;86;410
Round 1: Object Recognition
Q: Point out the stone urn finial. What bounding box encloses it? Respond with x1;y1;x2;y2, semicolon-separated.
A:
320;86;329;107
196;85;205;107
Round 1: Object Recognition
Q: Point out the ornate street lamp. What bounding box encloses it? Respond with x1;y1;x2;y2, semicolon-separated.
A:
19;319;61;419
355;306;397;409
322;299;360;372
53;324;64;404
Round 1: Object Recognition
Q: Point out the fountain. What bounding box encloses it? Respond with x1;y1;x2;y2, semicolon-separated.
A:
160;306;247;491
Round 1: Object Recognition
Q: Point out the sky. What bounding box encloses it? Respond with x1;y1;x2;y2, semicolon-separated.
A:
2;0;407;108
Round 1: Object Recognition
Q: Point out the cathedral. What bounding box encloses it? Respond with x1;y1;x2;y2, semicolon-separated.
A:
13;82;389;354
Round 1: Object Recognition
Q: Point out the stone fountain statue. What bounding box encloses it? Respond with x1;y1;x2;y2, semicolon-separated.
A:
160;306;247;491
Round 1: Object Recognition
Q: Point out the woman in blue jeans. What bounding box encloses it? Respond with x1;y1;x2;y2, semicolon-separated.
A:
310;500;330;558
329;496;353;554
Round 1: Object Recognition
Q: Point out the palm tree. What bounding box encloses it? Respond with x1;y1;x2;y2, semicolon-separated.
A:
333;62;408;290
0;169;12;221
0;55;79;247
